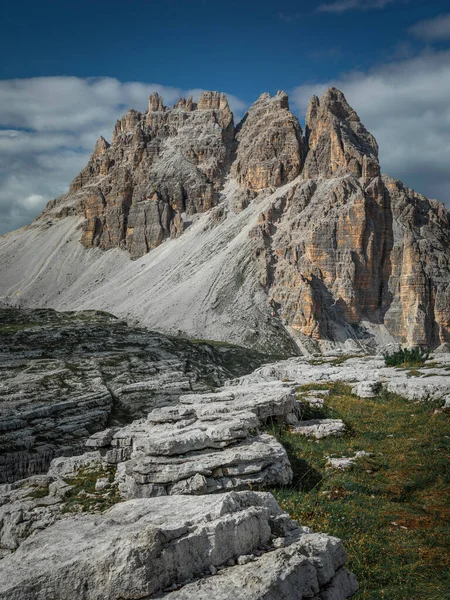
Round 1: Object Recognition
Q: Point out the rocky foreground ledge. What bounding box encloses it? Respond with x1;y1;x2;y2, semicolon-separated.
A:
2;310;450;598
0;308;267;483
0;309;362;598
0;490;357;599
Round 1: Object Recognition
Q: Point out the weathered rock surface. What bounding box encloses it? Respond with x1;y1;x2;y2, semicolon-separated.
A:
0;308;268;483
230;353;450;403
292;419;346;439
303;88;379;181
2;88;449;352
232;91;306;191
47;91;234;259
0;491;357;600
326;451;369;471
0;315;359;599
89;383;298;498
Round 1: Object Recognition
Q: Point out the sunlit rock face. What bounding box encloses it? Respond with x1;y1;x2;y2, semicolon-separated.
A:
303;87;380;181
49;91;234;259
7;87;450;350
232;91;306;191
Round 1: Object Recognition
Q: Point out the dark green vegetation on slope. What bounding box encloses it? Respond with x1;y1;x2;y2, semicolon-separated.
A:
384;347;431;369
270;383;450;600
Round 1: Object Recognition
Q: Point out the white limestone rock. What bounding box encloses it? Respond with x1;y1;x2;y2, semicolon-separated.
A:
351;381;381;399
292;420;346;439
326;451;369;471
0;491;357;600
119;434;292;498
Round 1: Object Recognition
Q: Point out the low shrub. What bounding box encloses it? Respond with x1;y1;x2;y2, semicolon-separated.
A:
384;346;430;368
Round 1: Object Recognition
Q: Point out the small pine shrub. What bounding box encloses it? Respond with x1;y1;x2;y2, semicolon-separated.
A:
383;346;430;368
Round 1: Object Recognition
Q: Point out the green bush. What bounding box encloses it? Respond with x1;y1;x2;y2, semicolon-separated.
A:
384;346;430;368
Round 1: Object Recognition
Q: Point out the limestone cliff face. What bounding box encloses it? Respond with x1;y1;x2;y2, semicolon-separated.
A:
28;87;450;349
303;88;380;181
247;90;450;348
232;91;306;191
48;91;234;259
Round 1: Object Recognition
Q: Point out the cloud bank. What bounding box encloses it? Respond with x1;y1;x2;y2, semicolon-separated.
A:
291;49;450;204
409;13;450;42
0;77;246;235
317;0;397;14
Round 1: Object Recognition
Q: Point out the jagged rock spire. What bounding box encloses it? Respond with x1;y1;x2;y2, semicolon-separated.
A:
303;87;380;181
92;136;110;158
148;92;165;112
197;91;229;111
233;91;306;191
305;95;319;142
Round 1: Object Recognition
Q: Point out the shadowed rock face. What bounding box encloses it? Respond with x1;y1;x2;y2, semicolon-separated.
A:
5;87;450;350
0;308;268;483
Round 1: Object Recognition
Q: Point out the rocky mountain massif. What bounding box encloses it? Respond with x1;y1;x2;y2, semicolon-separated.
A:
1;88;450;353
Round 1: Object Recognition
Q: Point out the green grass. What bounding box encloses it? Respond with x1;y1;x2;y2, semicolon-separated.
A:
0;322;40;333
270;383;450;600
27;483;50;499
61;465;121;514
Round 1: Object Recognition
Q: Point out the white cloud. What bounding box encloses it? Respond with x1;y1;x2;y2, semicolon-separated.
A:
291;49;450;204
409;13;450;42
0;77;247;235
317;0;396;13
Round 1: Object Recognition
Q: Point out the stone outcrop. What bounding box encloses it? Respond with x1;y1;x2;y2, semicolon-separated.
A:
232;91;306;191
303;88;380;181
231;353;450;403
250;169;450;349
292;419;346;439
0;308;267;483
0;491;357;600
0;309;360;599
2;87;450;351
88;383;298;498
46;91;234;259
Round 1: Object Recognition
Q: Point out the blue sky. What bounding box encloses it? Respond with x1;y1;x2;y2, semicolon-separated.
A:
2;0;449;101
1;0;450;233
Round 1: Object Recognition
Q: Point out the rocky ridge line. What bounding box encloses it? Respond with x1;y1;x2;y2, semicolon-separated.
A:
2;87;450;351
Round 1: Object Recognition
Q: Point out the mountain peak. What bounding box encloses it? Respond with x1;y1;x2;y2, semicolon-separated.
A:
303;87;380;180
232;90;305;191
148;92;166;112
197;90;229;111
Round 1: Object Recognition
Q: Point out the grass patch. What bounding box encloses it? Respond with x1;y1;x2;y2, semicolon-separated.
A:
270;383;450;599
27;483;50;499
61;465;121;514
0;322;40;333
308;355;363;367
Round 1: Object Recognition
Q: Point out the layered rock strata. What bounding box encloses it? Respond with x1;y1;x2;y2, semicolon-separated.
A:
230;352;450;403
232;91;306;191
0;491;358;600
0;308;267;483
0;338;359;599
46;91;234;259
87;383;297;498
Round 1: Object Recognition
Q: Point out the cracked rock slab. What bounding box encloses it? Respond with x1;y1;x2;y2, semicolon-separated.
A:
0;491;357;600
